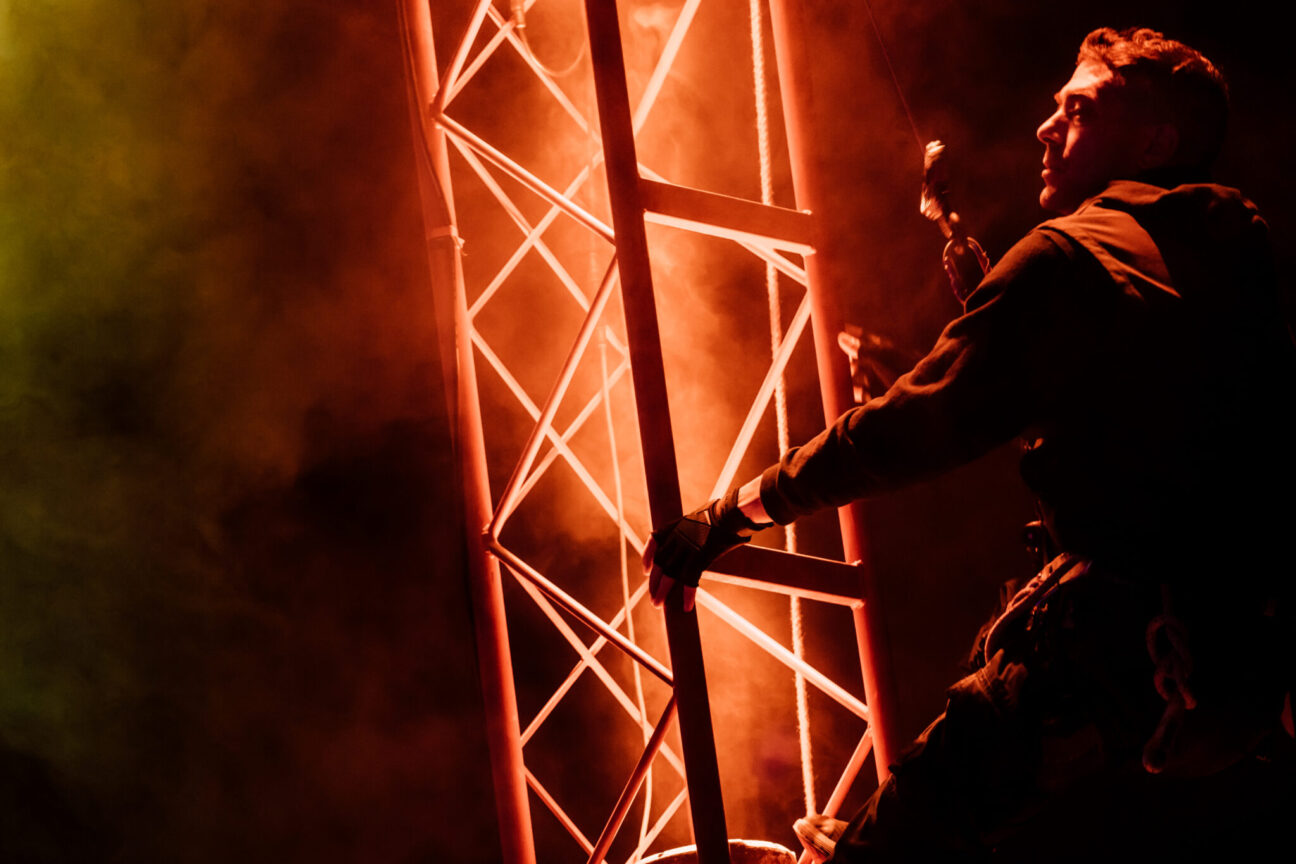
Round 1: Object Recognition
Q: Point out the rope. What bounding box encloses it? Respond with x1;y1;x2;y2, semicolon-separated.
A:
751;0;816;817
601;333;653;858
860;0;925;154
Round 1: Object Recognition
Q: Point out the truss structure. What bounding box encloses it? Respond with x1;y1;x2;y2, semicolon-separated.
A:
400;1;901;862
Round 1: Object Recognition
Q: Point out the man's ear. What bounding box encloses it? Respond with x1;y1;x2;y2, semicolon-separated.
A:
1137;123;1180;171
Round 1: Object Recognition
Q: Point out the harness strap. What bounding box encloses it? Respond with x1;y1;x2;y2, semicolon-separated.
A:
1142;583;1198;773
982;553;1087;660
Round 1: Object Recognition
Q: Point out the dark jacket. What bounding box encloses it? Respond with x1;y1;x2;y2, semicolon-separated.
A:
760;181;1295;596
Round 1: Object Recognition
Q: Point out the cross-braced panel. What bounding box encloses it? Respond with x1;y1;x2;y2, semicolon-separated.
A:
407;2;889;861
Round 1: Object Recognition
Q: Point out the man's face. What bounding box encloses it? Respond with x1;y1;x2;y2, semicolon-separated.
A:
1036;60;1145;213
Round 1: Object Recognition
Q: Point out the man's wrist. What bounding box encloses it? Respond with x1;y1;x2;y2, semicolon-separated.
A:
736;476;772;528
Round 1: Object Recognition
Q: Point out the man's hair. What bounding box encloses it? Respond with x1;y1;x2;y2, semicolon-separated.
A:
1078;27;1228;172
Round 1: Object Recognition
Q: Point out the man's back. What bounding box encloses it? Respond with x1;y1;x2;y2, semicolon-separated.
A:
1021;180;1296;595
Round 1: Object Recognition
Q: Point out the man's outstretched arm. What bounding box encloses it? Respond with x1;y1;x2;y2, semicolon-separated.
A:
643;230;1089;608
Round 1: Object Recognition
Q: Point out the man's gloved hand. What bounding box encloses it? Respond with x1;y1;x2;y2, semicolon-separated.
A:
641;488;764;612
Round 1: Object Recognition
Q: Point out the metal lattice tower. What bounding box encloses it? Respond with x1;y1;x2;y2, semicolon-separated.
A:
400;1;901;861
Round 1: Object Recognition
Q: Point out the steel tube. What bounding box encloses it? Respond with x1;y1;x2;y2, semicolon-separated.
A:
472;331;624;529
735;240;806;286
490;538;673;684
451;140;632;358
639;178;815;252
709;294;811;499
627;789;690;864
434;0;494;112
463;152;601;318
796;732;873;864
630;0;703;133
581;1;731;860
398;3;535;862
824;729;873;816
450;139;604;317
701;544;864;607
695;592;869;721
518;605;687;788
638;164;808;285
586;697;680;864
509;573;689;781
514;355;632;509
767;0;900;783
438;113;614;242
446;13;514;105
489;258;620;532
519;581;644;744
527;768;596;855
488;5;594;135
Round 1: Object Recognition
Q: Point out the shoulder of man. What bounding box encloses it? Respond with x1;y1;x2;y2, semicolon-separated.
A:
1033;182;1175;301
964;180;1266;311
1059;180;1270;303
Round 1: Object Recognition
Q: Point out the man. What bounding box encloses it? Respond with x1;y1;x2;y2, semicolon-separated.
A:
645;27;1294;861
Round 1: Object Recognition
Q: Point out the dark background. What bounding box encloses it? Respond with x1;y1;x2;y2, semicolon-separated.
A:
1;1;1290;861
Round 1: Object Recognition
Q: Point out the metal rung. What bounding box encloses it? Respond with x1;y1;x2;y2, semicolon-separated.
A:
704;544;863;607
639;177;815;252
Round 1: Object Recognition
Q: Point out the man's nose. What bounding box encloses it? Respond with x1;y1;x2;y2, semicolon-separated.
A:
1037;108;1064;145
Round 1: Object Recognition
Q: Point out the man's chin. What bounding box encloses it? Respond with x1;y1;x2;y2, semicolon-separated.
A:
1039;185;1075;214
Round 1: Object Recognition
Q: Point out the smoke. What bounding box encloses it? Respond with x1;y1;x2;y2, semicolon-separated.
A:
3;0;1291;861
1;2;495;861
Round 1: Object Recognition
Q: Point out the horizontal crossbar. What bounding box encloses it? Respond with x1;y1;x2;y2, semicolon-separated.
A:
704;544;863;607
639;178;815;253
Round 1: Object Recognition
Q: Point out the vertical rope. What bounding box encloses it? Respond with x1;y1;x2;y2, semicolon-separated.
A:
750;0;816;817
601;332;653;860
860;0;925;154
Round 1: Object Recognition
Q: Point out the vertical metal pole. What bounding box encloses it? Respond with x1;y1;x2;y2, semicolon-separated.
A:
766;0;900;783
580;2;731;862
399;3;536;862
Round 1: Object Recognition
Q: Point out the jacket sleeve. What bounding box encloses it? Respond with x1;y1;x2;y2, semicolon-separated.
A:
759;229;1091;525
